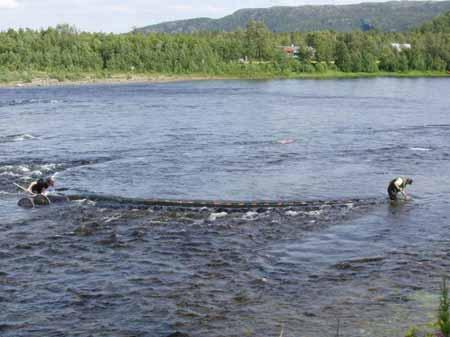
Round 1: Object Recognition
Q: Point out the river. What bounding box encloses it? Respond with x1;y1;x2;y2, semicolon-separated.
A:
1;78;450;336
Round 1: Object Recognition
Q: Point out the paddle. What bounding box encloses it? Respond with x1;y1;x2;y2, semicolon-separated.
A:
13;182;35;195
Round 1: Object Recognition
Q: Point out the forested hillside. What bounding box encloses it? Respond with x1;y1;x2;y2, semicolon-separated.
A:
136;1;450;33
0;21;448;83
417;10;450;33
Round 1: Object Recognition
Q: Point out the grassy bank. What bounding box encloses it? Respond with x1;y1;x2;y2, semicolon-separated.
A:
0;70;448;87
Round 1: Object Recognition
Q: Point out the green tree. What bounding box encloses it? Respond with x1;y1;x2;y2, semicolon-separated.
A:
335;40;352;72
245;20;274;60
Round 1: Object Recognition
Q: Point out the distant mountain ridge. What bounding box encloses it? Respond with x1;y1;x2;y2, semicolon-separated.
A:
135;1;450;33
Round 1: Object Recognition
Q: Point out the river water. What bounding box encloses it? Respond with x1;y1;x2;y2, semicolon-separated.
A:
1;78;450;336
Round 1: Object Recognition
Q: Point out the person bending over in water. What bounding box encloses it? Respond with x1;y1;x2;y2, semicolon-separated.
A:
27;177;55;195
387;177;413;201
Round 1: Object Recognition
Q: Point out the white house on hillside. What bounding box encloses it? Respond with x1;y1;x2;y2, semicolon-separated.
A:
391;43;411;52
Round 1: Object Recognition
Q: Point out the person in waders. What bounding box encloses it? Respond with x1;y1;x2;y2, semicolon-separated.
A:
387;177;413;201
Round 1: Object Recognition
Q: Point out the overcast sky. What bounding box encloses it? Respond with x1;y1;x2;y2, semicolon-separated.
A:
0;0;415;32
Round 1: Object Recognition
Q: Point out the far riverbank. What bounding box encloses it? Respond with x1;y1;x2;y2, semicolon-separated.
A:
1;70;448;88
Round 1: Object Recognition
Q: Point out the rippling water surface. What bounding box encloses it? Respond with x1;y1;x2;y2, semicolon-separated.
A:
1;78;450;337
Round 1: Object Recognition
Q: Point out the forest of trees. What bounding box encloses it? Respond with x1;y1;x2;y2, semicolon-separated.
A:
0;18;449;82
417;10;450;33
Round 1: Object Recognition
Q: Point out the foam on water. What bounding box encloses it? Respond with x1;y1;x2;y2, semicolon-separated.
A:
0;162;65;195
0;158;118;194
0;163;59;177
0;98;61;108
0;133;38;143
410;147;432;151
0;190;15;196
72;198;97;206
306;209;323;216
277;138;296;145
209;211;228;221
242;211;259;220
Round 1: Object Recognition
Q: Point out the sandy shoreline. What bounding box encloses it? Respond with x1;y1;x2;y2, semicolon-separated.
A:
1;71;448;88
0;74;234;89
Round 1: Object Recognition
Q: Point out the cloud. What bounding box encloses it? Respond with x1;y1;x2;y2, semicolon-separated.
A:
0;0;18;9
205;5;229;13
170;4;195;12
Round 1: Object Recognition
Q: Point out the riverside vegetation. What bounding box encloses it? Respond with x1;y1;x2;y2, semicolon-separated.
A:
406;278;450;337
0;13;449;85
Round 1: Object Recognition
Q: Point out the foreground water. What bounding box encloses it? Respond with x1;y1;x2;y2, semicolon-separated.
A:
1;78;450;336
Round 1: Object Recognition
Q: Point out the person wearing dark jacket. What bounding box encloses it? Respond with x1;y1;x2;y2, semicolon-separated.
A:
27;177;55;195
387;177;413;200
